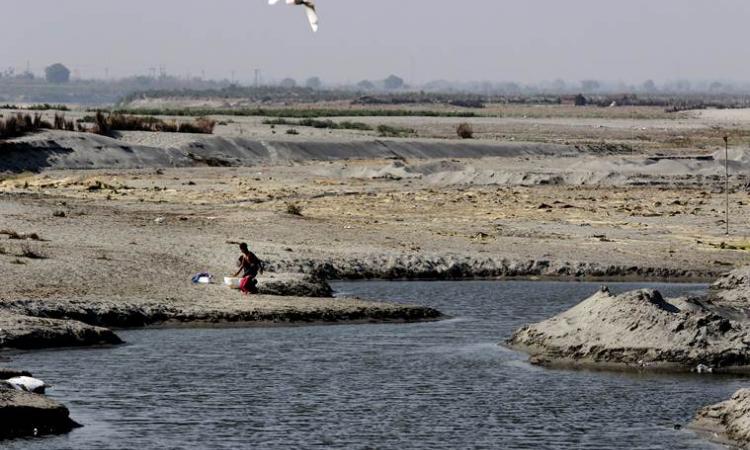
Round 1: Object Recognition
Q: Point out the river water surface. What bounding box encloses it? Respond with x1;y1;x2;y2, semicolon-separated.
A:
5;281;744;449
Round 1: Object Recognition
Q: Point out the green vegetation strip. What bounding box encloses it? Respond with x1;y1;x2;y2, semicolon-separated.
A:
1;104;70;111
263;118;373;131
105;107;478;119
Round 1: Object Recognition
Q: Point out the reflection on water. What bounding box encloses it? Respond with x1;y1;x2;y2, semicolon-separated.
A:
5;281;735;449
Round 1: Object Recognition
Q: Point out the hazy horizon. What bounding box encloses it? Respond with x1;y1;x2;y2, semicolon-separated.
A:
2;0;749;85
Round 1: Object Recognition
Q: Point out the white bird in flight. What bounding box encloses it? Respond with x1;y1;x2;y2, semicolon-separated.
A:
268;0;319;33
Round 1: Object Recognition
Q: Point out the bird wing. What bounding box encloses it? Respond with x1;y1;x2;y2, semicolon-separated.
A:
268;0;295;5
304;5;319;32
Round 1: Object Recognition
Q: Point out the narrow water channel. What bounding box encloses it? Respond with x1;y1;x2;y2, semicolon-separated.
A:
6;281;736;449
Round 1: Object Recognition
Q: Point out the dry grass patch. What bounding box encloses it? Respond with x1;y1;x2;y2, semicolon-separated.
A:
89;111;215;135
286;203;304;216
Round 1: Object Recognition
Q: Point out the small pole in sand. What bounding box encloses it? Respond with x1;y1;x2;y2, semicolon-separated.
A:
723;136;730;236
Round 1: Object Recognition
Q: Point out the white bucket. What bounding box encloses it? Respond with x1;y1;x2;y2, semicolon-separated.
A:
224;277;242;289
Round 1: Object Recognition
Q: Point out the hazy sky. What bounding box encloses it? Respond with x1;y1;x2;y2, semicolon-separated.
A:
2;0;749;84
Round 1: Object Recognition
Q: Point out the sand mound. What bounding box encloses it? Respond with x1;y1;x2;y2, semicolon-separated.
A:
710;266;750;317
568;150;750;186
713;266;750;291
507;283;750;372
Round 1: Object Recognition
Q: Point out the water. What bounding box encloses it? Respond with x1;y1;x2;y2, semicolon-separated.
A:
4;281;744;450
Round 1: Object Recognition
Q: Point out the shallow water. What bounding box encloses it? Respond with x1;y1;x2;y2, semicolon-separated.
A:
5;281;743;450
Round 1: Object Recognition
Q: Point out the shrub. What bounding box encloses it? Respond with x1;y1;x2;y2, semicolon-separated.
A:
33;113;51;129
456;123;474;139
286;128;299;135
53;113;65;130
338;121;372;131
0;113;52;139
263;118;372;131
27;104;69;111
90;112;215;135
177;117;216;134
376;124;416;138
92;111;111;135
286;203;304;216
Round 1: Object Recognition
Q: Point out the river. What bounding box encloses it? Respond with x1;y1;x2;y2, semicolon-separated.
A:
5;281;738;449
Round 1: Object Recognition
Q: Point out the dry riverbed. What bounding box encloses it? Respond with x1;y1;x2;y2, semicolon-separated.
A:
1;104;749;441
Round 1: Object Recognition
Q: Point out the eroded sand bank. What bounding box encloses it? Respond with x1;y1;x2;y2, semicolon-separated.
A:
692;388;750;448
507;266;750;373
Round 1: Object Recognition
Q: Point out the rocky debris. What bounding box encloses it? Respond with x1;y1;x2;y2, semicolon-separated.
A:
692;388;750;448
507;286;750;372
0;383;80;439
0;312;122;350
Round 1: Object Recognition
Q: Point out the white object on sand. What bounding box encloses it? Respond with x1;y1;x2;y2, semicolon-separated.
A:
224;277;242;289
268;0;319;32
7;376;47;394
